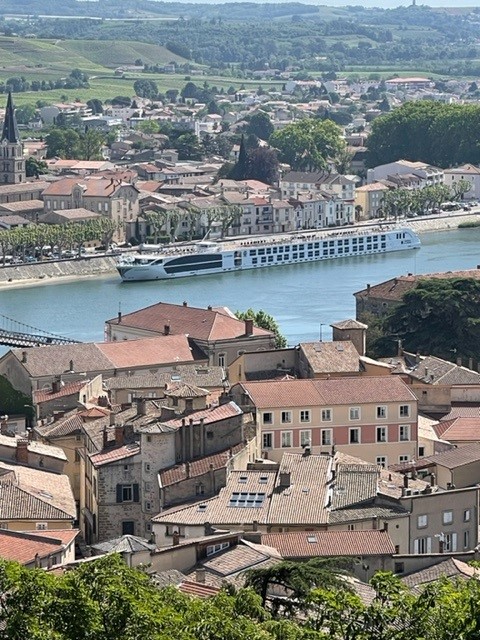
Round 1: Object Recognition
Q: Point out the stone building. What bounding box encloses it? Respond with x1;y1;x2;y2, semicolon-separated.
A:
0;93;26;185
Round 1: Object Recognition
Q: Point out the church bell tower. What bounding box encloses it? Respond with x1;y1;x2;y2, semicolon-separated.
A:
1;92;26;185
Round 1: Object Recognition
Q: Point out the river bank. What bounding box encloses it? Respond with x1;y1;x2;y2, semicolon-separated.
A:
0;211;478;290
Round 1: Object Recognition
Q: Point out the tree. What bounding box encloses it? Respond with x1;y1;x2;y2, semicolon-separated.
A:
246;147;279;185
228;135;248;180
270;118;345;171
369;278;480;362
246;111;274;141
86;98;103;114
25;157;48;178
235;308;287;348
78;129;104;161
14;104;36;125
133;79;158;99
451;178;472;201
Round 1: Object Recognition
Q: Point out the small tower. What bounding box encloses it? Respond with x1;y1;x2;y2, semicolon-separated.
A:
0;92;26;185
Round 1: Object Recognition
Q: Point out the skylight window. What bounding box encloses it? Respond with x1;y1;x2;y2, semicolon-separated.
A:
228;492;265;508
259;476;268;484
238;476;248;483
307;536;317;543
197;504;207;512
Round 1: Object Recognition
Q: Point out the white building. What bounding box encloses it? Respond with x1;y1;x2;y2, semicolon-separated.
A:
443;164;480;201
367;160;444;188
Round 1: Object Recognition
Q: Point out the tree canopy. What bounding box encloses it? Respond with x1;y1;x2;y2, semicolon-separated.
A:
235;308;287;348
364;277;480;362
367;101;480;168
269;118;345;171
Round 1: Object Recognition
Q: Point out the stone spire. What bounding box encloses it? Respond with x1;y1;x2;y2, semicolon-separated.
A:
1;92;20;144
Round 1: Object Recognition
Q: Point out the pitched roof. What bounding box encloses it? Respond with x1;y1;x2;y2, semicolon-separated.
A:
0;528;78;565
403;354;480;386
1;92;20;144
433;417;480;442
422;442;480;469
91;534;155;554
299;341;360;374
106;302;272;341
402;557;480;588
261;530;396;558
240;376;416;408
0;483;72;521
159;443;245;487
33;379;88;404
35;413;84;439
159;401;242;430
42;177;138;198
104;365;225;391
330;463;378;510
10;335;194;378
178;580;220;598
90;443;140;468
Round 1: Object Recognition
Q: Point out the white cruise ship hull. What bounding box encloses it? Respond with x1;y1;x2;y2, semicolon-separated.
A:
117;227;421;282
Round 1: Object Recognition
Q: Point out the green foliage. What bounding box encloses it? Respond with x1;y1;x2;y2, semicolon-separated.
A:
45;127;104;160
25;157;48;178
246;111;274;141
270;119;345;171
235;308;287;348
0;376;31;415
367;278;480;362
367;101;480;168
133;78;158;99
458;220;480;228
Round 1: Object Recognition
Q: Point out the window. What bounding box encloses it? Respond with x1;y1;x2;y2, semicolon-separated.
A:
281;431;292;448
399;405;410;418
262;432;273;449
116;483;139;503
144;462;151;473
442;510;453;525
144;481;152;492
196;484;205;495
300;410;310;423
144;501;152;512
376;456;387;468
321;429;332;446
262;412;273;425
218;353;226;368
417;515;428;529
207;542;230;556
464;530;470;549
321;408;332;422
399;425;410;441
349;428;360;444
464;509;471;522
347;524;355;531
394;562;405;574
444;532;457;552
376;406;387;419
418;446;425;457
399;455;410;463
281;411;292;424
36;523;47;530
300;430;311;447
122;521;135;535
228;492;265;508
414;536;432;554
376;427;387;443
349;407;360;421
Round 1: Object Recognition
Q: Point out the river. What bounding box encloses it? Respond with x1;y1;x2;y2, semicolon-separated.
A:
1;227;479;347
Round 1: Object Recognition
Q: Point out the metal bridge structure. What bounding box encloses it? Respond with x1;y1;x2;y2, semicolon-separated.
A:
0;314;81;348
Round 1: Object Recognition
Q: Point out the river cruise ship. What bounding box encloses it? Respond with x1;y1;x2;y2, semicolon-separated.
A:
116;226;421;282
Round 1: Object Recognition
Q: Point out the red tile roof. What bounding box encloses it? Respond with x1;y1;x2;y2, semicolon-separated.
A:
0;529;78;565
160;401;242;429
178;580;220;598
34;380;87;404
159;443;245;486
240;376;416;408
90;443;140;467
96;334;194;367
261;530;396;558
107;302;272;341
42;177;137;198
433;417;480;442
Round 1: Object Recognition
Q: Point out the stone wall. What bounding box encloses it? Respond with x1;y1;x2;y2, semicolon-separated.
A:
0;256;117;286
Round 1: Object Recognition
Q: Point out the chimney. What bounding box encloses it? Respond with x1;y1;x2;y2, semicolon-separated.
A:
52;377;61;394
164;324;170;336
430;472;436;487
252;520;258;531
196;568;206;584
366;283;370;295
279;471;291;488
382;521;389;532
403;474;409;489
397;339;403;357
103;426;108;449
303;445;311;457
0;418;8;436
245;318;254;336
109;412;115;426
469;357;474;370
172;531;180;546
457;356;462;367
137;398;147;416
183;301;188;307
22;351;27;363
16;439;29;465
185;461;190;478
69;359;74;372
118;310;122;323
115;424;124;447
207;305;212;311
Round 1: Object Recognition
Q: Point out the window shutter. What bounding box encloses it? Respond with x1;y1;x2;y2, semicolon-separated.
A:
452;533;457;552
427;537;432;553
116;484;122;503
133;483;140;503
414;539;419;554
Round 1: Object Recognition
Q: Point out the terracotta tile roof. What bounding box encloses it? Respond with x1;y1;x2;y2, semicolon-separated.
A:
328;505;408;524
160;401;242;429
354;270;480;301
178;580;220;598
104;365;225;391
0;435;67;461
42;177;138;198
0;462;76;518
78;407;111;419
421;442;480;469
330;319;368;330
433;417;480;442
240;376;416;408
13;335;194;378
0;199;44;212
269;453;331;525
166;383;208;398
106;302;272;341
330;463;378;510
96;335;194;368
90;443;140;467
35;413;84;439
200;541;280;578
159;443;245;487
402;557;480;588
0;529;78;565
403;354;480;386
261;530;396;558
50;208;102;220
299;341;360;374
34;380;87;404
439;405;480;420
0;483;72;521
